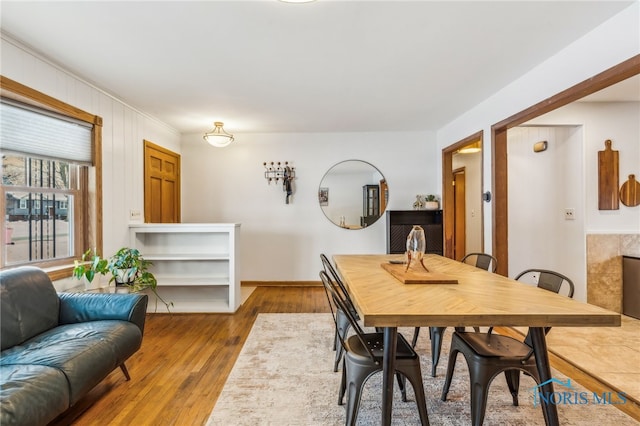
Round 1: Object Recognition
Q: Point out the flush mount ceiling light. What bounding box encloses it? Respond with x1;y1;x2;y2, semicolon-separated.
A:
458;141;482;154
203;122;234;148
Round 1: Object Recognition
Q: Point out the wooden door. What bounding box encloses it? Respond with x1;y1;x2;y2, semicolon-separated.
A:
144;141;181;223
453;168;466;261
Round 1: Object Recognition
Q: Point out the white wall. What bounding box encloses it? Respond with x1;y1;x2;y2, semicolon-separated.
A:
180;131;437;281
507;101;640;302
437;2;640;256
0;35;182;261
526;102;640;234
508;125;586;299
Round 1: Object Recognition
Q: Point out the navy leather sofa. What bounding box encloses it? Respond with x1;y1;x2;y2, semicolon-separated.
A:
1;266;148;426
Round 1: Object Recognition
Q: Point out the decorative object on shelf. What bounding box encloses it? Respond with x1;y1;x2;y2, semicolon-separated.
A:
598;139;619;210
413;195;424;210
423;195;439;210
264;161;296;204
203;121;234;148
107;247;173;312
620;174;640;207
405;225;428;272
72;248;108;290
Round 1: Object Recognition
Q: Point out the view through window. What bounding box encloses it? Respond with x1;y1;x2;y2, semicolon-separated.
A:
2;154;81;265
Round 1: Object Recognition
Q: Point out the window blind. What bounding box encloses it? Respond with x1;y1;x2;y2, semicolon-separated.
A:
0;99;93;164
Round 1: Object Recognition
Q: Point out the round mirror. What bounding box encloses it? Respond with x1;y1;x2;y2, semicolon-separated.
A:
318;160;388;229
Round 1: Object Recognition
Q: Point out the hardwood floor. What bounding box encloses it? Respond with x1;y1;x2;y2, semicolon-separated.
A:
51;286;330;426
52;286;639;425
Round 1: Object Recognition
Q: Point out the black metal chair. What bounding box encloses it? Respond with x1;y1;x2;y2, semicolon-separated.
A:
320;270;430;426
321;253;360;372
461;252;498;273
411;253;498;377
440;269;574;426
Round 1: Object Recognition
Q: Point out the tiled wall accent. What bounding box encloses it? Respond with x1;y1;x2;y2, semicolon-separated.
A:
587;234;640;312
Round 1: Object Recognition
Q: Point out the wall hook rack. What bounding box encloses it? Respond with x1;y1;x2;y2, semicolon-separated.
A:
264;161;296;204
263;161;295;184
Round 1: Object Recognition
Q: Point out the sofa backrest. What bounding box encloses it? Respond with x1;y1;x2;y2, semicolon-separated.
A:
1;266;60;351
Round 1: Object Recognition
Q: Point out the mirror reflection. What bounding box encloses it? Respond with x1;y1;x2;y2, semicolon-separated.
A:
318;160;388;229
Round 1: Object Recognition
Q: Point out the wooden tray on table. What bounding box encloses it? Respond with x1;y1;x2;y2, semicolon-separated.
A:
381;262;458;284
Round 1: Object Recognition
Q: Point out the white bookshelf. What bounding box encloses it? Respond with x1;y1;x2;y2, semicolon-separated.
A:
129;223;240;313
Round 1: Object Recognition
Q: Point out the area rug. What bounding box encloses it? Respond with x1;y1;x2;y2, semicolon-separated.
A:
207;314;638;425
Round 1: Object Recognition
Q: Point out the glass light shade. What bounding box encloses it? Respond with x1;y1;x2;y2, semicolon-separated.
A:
203;122;234;148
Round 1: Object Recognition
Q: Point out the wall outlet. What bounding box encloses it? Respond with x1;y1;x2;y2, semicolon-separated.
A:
564;208;575;220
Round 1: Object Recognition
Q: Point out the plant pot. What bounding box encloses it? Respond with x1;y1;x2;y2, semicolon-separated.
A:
82;275;102;291
424;201;439;210
114;268;135;286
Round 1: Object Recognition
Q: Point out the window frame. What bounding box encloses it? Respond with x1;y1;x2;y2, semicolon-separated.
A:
0;76;103;280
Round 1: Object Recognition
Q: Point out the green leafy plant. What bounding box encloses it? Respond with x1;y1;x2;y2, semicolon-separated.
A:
425;194;438;202
73;248;108;283
107;247;173;312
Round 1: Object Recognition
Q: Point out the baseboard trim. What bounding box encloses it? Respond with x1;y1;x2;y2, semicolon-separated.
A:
241;281;321;287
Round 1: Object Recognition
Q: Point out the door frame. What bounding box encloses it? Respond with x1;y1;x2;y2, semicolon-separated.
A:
491;55;640;276
442;130;483;259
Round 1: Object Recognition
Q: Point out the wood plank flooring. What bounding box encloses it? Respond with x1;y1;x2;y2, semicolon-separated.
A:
51;286;639;425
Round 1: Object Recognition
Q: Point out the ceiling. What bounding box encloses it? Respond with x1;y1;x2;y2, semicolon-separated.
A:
0;1;636;135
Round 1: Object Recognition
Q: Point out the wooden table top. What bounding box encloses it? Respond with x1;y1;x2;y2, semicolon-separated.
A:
333;254;621;328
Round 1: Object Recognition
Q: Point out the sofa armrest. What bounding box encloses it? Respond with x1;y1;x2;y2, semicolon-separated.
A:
58;292;148;335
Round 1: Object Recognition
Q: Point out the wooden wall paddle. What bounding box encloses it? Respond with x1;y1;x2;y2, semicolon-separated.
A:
598;139;619;210
620;174;640;207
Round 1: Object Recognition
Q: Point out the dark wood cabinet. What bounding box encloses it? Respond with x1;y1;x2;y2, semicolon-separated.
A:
386;210;443;255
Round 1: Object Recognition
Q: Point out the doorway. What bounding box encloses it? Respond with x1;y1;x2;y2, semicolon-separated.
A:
442;131;484;260
144;140;181;223
453;168;466;260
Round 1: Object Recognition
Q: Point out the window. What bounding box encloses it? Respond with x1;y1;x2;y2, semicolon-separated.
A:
1;76;102;276
2;154;81;265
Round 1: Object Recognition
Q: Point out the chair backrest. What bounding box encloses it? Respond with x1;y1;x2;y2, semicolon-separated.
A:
515;269;575;355
515;269;575;298
461;252;498;272
320;270;376;361
320;254;356;309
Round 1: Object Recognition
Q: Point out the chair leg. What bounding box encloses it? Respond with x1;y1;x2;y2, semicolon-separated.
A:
396;372;408;402
119;363;131;381
345;367;371;426
397;363;430;426
430;327;446;377
339;361;346;405
440;345;459;401
411;327;420;347
470;380;491;426
504;370;521;406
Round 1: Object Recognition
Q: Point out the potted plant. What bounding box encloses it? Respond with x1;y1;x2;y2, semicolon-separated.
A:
107;247;173;312
73;248;108;290
424;195;440;210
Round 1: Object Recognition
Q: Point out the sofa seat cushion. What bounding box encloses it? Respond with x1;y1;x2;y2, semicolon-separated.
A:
1;320;142;404
1;364;70;426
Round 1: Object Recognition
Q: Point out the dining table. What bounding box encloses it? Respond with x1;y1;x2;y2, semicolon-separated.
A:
333;254;621;426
